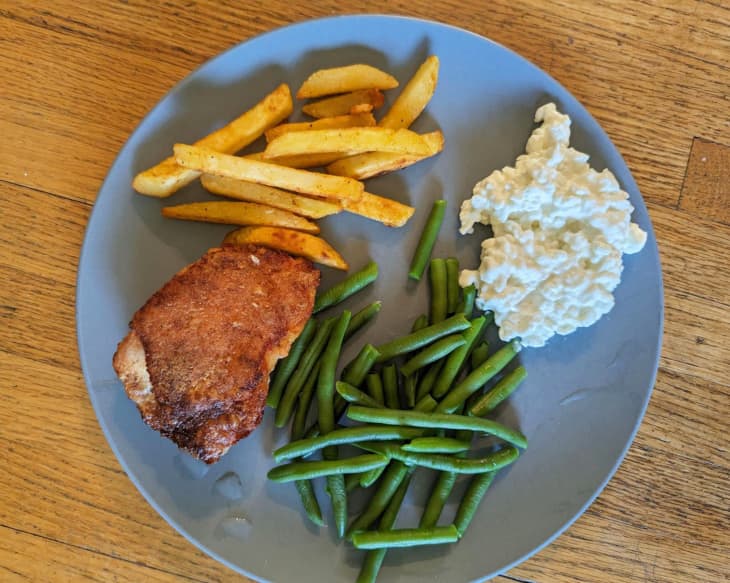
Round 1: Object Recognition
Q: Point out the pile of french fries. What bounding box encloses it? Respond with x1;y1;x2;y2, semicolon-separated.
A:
133;57;443;270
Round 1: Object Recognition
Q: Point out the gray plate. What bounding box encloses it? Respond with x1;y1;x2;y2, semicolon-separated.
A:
76;15;663;583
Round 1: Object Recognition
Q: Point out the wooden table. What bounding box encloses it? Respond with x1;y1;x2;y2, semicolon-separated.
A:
2;2;728;581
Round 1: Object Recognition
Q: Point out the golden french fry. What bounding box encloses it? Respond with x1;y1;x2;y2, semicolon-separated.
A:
296;64;398;99
264;128;433;160
174;144;364;201
223;226;348;270
340;192;415;227
246;151;344;169
326;131;445;180
133;84;293;198
302;89;384;119
162;201;320;233
349;103;375;114
200;175;341;219
379;56;439;129
265;112;376;142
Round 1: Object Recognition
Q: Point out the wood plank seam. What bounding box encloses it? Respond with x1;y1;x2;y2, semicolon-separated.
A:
0;178;94;209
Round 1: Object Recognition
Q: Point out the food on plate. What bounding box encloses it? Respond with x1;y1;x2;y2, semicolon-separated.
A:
459;103;647;347
408;199;446;280
301;88;385;118
296;64;398;99
244;150;344;169
313;260;379;313
200;174;341;219
132;84;292;198
379;55;439;130
112;245;319;463
265;112;376;142
173;143;365;201
161;200;320;233
223;225;348;270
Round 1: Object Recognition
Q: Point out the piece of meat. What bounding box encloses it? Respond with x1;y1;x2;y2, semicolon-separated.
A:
113;244;319;463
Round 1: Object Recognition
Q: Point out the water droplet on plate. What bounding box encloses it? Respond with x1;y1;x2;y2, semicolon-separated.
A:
174;453;209;479
218;514;253;540
214;472;243;500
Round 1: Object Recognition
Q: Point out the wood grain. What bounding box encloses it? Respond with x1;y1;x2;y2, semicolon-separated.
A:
1;1;729;582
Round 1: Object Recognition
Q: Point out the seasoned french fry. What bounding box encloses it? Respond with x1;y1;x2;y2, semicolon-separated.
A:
174;144;364;201
200;174;341;219
326;131;445;180
379;56;439;129
296;64;398;99
340;192;415;227
264;128;433;160
245;151;344;169
349;103;375;115
302;89;384;119
133;84;293;198
223;226;348;270
265;113;376;142
162;201;320;233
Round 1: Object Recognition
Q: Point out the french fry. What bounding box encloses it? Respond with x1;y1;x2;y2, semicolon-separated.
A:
326;131;445;180
223;226;348;270
265;112;376;142
302;89;384;119
133;84;293;198
162;201;320;233
340;192;415;228
174;144;364;201
200;174;341;219
379;56;439;129
296;64;398;99
264;128;433;160
246;151;344;169
349;103;375;115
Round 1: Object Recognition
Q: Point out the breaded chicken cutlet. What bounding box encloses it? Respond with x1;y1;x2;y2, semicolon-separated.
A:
113;244;319;463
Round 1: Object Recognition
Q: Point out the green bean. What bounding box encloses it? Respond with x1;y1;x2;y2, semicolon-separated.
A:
429;258;448;324
470;341;490;369
469;366;528;417
294;479;324;526
267;319;317;408
335;381;385;409
313;261;378;314
401;314;429;408
454;471;496;536
268;454;389;482
456;284;476;316
291;363;320;441
352;525;459;549
359;464;386;488
301;394;348;440
431;316;487;399
416;360;443;401
345;472;362;493
412;314;429;331
346;406;527;449
275;318;335;427
342;344;381;387
347;461;410;537
408;199;446;281
419;470;458;528
382;364;400;409
274;425;425;463
376;314;470;363
365;373;384;406
326;473;348;538
435;340;521;414
345;301;382;341
401;334;466;377
445;257;460;314
413;394;438;413
317;311;352;439
402;437;471;454
356;441;521;474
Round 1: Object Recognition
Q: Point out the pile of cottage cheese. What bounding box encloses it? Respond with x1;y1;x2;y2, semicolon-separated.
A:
459;103;647;348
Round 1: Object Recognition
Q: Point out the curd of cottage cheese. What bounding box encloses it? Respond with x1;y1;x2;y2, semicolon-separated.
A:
459;103;647;348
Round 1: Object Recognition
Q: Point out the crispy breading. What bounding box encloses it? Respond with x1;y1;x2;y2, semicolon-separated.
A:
113;245;319;463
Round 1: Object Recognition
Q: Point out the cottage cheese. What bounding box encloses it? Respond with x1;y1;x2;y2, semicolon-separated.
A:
459;103;647;347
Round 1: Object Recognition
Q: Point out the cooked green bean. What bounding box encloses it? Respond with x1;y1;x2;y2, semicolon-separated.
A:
402;437;471;454
314;261;378;314
431;316;487;399
326;473;348;538
345;301;382;341
335;381;385;409
456;284;476;316
401;334;466;377
294;479;324;527
412;314;429;331
274;425;425;463
267;319;317;408
470;341;490;369
401;315;429;408
365;373;384;406
347;461;410;537
291;363;320;441
352;525;459;549
429;258;448;324
268;454;389;482
376;314;470;363
435;340;521;414
342;344;381;387
408;199;446;281
302;395;348;439
469;366;528;417
413;394;438;413
419;470;458;528
346;406;527;449
345;472;362;493
454;471;496;536
275;318;335;427
382;364;400;409
317;311;352;439
416;360;443;401
445;258;460;314
359;464;386;488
